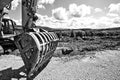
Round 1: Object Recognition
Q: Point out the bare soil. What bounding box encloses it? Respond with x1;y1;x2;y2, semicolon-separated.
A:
0;50;120;80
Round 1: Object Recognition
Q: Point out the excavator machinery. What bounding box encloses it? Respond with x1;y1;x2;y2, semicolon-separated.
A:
0;0;59;79
0;18;17;54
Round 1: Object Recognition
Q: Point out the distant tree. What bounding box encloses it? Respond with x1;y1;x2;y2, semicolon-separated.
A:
70;30;75;37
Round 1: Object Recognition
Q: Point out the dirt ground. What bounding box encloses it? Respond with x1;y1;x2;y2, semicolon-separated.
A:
0;50;120;80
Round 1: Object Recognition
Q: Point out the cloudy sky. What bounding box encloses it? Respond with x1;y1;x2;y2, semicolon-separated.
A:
5;0;120;29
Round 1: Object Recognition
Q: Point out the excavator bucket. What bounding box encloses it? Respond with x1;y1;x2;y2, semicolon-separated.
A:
14;31;58;78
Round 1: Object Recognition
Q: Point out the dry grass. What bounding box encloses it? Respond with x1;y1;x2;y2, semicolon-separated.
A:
53;36;120;63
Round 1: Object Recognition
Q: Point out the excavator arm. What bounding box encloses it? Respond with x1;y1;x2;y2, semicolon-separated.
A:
0;0;59;79
0;0;59;80
15;0;59;79
0;0;12;10
22;0;38;31
0;0;12;19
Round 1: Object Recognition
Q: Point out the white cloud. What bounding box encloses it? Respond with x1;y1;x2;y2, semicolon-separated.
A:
66;16;119;29
69;3;92;17
11;0;21;10
99;17;111;22
51;3;92;20
66;17;91;29
107;13;119;17
35;13;44;19
92;17;120;29
95;8;102;13
96;17;112;28
78;4;91;17
37;0;55;9
113;17;120;24
35;2;120;29
35;13;69;28
37;4;45;9
52;7;68;20
107;3;120;20
36;13;120;29
35;13;46;26
35;13;55;26
69;3;80;17
38;0;55;4
108;3;120;14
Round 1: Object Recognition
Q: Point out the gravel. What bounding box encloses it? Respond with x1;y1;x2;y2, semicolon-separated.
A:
0;50;120;80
